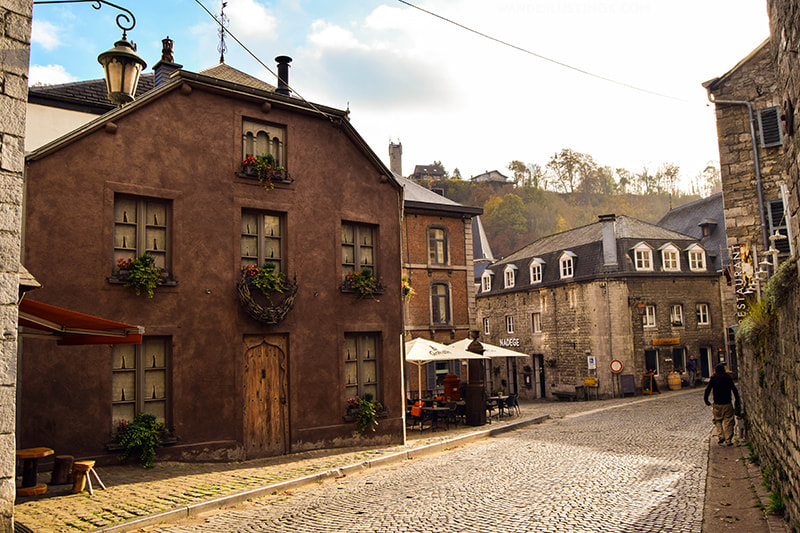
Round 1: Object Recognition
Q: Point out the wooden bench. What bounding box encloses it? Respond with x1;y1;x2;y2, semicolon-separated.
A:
16;447;54;496
552;390;577;401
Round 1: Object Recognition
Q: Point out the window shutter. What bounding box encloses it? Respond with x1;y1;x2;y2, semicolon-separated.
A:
425;363;436;391
450;360;461;379
759;107;783;147
768;200;791;255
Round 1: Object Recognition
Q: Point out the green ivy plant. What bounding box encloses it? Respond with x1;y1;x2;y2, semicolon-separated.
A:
349;395;380;434
118;413;165;468
343;268;382;302
118;254;165;298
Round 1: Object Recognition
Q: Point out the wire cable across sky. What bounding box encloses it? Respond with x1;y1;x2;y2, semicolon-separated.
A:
397;0;688;103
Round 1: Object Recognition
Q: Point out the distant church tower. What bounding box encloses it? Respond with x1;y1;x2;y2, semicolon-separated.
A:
389;142;402;176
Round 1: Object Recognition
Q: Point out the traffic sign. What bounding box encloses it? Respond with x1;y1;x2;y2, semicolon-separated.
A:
610;359;623;373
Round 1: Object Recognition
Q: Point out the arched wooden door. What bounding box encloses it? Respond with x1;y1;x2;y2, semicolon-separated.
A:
243;335;288;457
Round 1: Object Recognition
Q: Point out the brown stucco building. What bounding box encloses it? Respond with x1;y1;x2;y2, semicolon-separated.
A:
21;63;405;462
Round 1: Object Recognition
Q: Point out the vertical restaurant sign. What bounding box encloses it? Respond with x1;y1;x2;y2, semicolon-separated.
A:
730;243;755;321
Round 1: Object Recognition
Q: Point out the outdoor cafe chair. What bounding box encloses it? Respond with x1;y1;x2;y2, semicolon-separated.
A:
505;393;521;416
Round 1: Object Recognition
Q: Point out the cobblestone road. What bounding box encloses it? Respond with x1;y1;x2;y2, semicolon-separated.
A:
149;391;710;533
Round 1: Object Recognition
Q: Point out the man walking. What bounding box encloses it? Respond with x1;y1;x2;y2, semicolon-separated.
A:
686;355;697;387
704;364;740;445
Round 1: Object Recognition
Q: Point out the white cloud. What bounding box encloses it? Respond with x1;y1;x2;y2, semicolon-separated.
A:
227;0;278;39
31;20;61;50
307;21;363;51
29;65;77;86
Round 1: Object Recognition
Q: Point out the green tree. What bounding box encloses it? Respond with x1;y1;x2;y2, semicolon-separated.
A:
546;149;597;193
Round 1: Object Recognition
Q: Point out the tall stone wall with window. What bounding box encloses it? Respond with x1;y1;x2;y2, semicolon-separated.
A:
0;1;32;530
749;2;800;529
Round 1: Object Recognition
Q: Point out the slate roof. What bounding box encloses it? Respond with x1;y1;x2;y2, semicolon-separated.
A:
657;192;728;270
479;215;711;296
28;64;276;114
396;174;482;216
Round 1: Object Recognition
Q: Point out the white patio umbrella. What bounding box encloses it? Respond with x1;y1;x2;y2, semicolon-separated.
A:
449;338;530;358
404;337;488;398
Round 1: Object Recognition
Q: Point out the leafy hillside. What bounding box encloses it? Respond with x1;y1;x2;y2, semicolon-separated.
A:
421;179;703;259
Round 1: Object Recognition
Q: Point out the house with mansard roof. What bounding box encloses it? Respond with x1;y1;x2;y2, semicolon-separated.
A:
475;214;726;400
21;45;405;462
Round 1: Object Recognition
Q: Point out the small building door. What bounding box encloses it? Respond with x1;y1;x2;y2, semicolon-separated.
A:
532;354;544;398
243;335;289;457
699;347;711;378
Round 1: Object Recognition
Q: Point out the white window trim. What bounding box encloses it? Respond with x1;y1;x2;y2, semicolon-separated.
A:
532;312;542;333
686;244;707;272
670;304;683;326
529;258;544;284
559;251;576;279
659;243;681;272
505;315;514;334
644;305;656;328
483;317;490;335
481;271;493;292
504;265;517;289
632;242;654;271
696;303;710;325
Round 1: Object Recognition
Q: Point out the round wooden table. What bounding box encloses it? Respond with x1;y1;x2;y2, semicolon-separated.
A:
16;447;54;496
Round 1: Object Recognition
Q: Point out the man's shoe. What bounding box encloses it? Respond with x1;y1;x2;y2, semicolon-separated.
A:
726;441;734;446
718;438;725;444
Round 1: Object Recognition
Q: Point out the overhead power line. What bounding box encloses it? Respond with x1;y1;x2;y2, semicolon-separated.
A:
396;0;687;103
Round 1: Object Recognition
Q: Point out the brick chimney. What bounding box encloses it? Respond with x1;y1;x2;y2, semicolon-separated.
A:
275;56;292;96
389;142;402;176
153;36;182;87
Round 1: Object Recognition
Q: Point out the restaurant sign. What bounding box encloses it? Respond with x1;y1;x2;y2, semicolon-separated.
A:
652;338;679;346
500;338;520;347
730;243;756;321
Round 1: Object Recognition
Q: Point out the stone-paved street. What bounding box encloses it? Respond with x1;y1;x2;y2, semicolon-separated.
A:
148;391;709;533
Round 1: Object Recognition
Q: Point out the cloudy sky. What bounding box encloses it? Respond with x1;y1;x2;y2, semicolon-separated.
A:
30;0;769;187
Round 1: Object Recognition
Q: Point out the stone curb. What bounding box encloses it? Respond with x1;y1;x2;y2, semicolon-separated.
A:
737;440;792;533
90;414;550;532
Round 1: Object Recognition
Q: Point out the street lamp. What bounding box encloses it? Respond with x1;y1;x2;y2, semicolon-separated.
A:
34;0;146;106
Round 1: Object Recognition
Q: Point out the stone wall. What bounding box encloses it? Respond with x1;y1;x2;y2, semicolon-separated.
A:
0;1;31;530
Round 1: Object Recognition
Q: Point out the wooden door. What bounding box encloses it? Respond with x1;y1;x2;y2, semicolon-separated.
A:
243;335;288;457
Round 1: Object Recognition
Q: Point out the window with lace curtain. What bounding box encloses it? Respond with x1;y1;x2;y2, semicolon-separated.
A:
111;337;169;429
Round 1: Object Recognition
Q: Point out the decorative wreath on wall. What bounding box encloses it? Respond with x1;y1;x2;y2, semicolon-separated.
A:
237;270;298;324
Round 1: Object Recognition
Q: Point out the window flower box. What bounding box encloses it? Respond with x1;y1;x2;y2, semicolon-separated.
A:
239;155;293;188
340;268;385;301
237;264;298;324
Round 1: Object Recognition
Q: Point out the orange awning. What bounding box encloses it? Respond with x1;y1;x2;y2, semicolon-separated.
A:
18;298;143;345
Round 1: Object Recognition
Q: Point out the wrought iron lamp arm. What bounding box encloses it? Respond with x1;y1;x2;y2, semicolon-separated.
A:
33;0;136;38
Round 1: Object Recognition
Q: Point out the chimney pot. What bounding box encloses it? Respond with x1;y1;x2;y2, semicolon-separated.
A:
275;56;292;96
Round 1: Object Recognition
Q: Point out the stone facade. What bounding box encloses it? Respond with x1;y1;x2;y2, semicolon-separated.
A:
476;215;726;401
0;1;31;529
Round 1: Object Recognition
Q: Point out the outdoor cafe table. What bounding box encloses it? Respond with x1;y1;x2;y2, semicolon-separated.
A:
487;395;509;418
423;406;451;431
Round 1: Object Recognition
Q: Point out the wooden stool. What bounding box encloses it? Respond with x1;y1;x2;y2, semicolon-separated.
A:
16;447;54;497
71;461;106;495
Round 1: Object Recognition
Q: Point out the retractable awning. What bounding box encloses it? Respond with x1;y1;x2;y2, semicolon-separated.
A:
18;298;143;345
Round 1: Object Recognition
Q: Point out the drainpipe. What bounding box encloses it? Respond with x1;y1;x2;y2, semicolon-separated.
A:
705;90;770;253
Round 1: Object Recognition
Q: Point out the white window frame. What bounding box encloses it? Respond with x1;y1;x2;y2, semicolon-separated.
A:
670;304;684;326
481;271;493;292
696;303;710;325
532;312;542;333
529;258;544;284
504;265;517;288
483;317;490;335
559;251;575;279
644;305;656;328
660;243;680;272
633;242;653;271
687;244;707;271
505;315;514;334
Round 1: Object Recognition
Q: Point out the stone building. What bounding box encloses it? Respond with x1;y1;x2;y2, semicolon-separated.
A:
475;214;726;400
1;2;32;529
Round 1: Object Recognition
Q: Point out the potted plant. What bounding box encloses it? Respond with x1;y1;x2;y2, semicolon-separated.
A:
346;395;381;434
117;254;165;298
341;268;384;301
117;413;165;468
241;154;287;190
243;262;286;300
401;276;416;302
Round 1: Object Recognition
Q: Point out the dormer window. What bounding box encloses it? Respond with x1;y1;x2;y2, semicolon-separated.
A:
659;243;680;272
632;242;653;271
687;244;707;271
504;265;517;288
529;258;544;284
481;270;493;292
559;251;575;279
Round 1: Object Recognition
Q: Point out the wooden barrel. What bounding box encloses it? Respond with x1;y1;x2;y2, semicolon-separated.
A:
668;371;681;390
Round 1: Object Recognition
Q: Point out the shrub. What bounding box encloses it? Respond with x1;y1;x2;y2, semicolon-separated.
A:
119;413;165;468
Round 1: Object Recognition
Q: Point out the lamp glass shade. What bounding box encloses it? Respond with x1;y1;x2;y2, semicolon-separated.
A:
98;39;147;106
